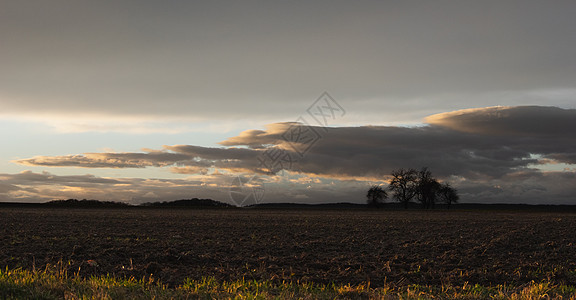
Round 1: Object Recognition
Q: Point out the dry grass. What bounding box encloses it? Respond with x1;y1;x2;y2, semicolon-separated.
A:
1;266;576;299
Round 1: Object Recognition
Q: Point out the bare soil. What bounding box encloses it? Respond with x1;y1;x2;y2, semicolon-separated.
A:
1;208;575;287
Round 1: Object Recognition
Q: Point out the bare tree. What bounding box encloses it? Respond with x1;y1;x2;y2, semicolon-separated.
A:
439;182;459;209
415;167;441;209
366;185;387;208
388;168;418;209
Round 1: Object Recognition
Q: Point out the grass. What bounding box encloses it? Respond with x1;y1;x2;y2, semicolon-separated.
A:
1;265;576;299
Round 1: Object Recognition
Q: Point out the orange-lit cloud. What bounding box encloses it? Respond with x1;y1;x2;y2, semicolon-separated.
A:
426;106;576;137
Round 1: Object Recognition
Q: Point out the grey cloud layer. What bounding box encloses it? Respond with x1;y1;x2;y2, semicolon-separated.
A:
1;1;576;123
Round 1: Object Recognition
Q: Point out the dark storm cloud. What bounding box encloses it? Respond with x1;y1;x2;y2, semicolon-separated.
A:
216;122;542;180
16;106;576;182
426;106;576;137
426;106;576;165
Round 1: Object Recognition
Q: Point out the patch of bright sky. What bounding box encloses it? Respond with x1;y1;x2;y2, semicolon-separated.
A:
0;119;244;177
527;154;576;173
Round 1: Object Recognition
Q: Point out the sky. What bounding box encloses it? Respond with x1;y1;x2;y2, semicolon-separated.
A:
1;0;575;205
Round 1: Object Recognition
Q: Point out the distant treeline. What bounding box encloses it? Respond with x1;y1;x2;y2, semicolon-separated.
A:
140;198;234;208
1;198;575;211
45;199;131;207
38;198;234;208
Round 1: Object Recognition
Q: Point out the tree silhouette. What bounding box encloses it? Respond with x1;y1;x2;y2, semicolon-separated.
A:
415;167;441;209
439;182;459;209
388;168;418;209
366;185;387;208
385;167;460;210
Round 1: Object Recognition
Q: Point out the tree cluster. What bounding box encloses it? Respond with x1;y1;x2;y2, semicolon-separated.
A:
366;168;459;209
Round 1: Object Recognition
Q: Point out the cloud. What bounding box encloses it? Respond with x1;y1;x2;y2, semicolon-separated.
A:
15;146;259;170
425;106;576;165
2;1;576;128
456;170;576;204
0;171;223;203
0;170;366;205
0;182;20;194
0;113;269;134
16;152;191;168
16;106;576;180
426;106;576;137
0;170;123;185
11;106;576;204
164;145;257;160
218;123;293;148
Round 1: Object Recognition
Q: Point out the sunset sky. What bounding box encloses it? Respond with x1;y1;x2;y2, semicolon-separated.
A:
1;0;575;205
